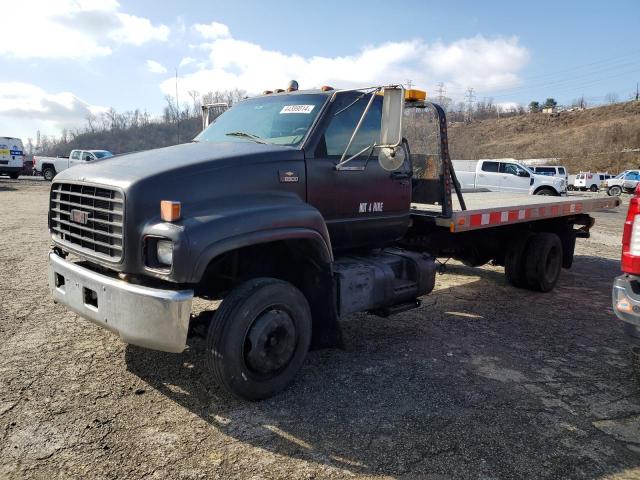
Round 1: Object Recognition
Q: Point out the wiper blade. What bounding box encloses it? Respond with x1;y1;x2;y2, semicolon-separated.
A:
225;131;268;144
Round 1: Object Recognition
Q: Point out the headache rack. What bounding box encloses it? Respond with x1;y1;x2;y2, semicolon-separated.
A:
49;181;125;261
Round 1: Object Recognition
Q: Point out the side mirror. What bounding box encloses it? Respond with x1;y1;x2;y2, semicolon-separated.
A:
518;170;529;177
379;87;404;148
85;156;92;161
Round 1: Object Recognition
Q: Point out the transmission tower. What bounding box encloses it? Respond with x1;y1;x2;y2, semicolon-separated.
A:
436;82;446;105
465;87;475;122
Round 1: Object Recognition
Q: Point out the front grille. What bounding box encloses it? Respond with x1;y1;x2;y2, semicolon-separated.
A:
50;182;124;261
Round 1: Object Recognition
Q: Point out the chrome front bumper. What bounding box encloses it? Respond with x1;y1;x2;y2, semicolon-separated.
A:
48;252;193;353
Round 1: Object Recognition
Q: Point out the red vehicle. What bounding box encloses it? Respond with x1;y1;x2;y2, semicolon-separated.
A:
612;185;640;374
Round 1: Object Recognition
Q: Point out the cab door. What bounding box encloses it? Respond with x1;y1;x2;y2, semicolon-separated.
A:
499;161;531;193
68;150;83;168
306;92;411;249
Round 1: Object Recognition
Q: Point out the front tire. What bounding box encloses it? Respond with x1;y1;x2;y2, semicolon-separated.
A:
608;185;622;196
534;187;556;196
590;184;599;192
524;233;563;292
42;167;56;181
206;278;312;401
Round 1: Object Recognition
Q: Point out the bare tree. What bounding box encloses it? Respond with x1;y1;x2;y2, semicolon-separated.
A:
605;92;619;104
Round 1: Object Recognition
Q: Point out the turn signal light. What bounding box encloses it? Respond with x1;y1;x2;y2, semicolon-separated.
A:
161;200;181;222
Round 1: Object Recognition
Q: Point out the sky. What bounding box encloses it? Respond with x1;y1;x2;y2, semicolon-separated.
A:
1;0;638;141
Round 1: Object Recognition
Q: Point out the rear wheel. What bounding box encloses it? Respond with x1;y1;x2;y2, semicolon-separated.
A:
505;232;533;288
590;184;599;192
524;233;563;292
42;167;56;181
608;185;622;196
206;277;312;401
8;172;19;179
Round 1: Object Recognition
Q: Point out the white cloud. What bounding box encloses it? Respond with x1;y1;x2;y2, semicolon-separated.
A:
193;21;231;39
164;23;529;101
179;57;196;68
0;82;107;139
496;101;521;112
1;0;169;59
146;60;168;74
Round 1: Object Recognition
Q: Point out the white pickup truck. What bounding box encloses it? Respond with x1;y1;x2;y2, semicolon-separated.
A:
34;149;113;181
453;159;567;196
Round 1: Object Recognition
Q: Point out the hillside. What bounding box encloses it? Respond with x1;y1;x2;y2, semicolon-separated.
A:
448;101;640;173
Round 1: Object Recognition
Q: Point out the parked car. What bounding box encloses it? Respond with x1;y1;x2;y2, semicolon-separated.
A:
0;136;25;179
34;149;113;181
531;165;568;183
605;170;640;196
574;171;612;192
453;159;567;195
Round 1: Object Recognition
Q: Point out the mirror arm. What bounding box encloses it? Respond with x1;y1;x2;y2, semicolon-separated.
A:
336;144;376;170
335;89;380;169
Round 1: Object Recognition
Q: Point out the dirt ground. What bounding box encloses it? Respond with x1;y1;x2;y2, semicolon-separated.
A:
1;178;639;479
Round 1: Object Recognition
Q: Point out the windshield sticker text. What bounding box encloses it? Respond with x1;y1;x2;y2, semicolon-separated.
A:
280;105;315;114
359;202;384;213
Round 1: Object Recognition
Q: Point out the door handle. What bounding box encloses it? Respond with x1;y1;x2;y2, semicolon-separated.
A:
478;174;485;177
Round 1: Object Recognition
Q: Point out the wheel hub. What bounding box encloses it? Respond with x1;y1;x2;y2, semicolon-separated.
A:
245;309;296;374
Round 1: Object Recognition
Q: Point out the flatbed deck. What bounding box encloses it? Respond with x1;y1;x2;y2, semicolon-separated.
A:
411;192;621;232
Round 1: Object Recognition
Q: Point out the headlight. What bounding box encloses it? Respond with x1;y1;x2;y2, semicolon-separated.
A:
156;240;174;266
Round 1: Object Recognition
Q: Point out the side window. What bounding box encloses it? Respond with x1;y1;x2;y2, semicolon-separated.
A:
481;161;499;172
70;150;81;160
321;94;382;158
559;167;565;174
500;163;519;175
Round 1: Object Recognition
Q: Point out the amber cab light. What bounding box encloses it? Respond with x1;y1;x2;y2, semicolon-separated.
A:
161;200;181;222
621;185;640;274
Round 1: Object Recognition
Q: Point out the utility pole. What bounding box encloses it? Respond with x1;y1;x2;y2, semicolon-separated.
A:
465;87;475;122
175;68;180;144
436;82;446;105
636;82;639;101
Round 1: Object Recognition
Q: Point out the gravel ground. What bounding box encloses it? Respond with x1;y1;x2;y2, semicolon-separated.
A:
1;179;639;479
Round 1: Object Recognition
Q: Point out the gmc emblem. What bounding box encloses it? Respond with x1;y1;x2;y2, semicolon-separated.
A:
70;209;89;225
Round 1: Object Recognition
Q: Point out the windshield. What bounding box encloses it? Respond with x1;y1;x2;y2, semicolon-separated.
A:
93;151;113;159
195;94;328;147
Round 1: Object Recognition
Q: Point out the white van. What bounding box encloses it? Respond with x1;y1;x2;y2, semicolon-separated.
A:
0;137;25;179
453;159;567;196
574;172;612;192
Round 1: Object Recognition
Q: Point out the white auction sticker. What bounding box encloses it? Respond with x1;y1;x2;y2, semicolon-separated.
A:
280;105;315;114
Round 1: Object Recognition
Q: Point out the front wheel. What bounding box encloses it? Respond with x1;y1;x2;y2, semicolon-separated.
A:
534;188;556;196
608;185;622;196
590;184;599;192
206;278;312;401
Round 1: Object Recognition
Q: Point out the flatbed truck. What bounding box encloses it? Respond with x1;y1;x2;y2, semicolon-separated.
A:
47;83;620;400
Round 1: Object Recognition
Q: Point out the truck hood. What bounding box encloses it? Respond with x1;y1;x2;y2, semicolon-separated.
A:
55;141;303;188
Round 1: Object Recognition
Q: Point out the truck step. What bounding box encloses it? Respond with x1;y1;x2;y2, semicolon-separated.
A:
371;299;422;318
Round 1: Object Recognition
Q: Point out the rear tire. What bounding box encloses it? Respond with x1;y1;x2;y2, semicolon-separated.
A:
524;233;563;292
43;167;55;181
608;185;622;196
206;277;312;401
534;187;556;196
8;172;19;179
505;232;533;288
590;184;599;192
